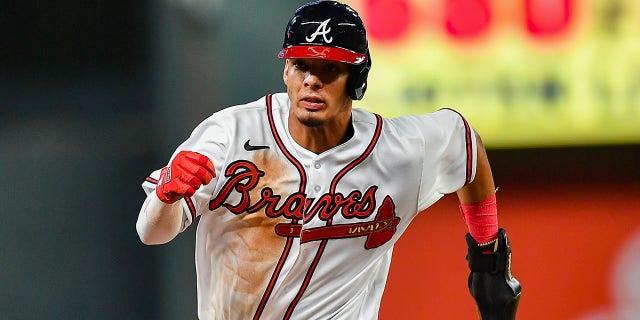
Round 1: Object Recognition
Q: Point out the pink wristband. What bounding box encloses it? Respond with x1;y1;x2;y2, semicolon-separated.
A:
460;194;499;244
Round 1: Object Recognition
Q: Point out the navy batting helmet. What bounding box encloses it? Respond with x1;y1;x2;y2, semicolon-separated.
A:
278;1;372;100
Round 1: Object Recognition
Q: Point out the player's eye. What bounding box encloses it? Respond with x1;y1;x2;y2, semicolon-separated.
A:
292;59;308;71
326;63;339;73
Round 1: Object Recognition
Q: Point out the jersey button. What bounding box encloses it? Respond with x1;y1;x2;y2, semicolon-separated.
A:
314;162;321;169
314;185;321;192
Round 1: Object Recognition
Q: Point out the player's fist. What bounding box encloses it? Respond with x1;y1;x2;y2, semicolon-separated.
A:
156;151;216;204
466;228;521;320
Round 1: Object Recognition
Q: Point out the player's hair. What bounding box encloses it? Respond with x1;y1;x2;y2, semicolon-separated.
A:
278;1;372;100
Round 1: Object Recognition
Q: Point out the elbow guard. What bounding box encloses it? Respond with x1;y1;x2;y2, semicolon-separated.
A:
466;228;522;320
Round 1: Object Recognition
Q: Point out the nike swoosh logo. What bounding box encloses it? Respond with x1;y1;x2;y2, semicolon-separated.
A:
244;139;270;151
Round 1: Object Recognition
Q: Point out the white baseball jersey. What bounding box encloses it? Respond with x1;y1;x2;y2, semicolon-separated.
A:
141;92;477;320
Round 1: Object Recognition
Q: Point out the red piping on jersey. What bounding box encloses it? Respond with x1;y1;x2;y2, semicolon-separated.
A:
283;113;384;320
253;94;307;320
441;108;473;185
462;116;473;185
184;197;197;222
145;176;158;184
265;94;308;189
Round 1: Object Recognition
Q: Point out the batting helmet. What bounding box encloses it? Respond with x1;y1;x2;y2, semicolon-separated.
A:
278;1;372;100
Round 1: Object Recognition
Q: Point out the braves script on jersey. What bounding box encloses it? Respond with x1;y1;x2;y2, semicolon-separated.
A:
142;93;477;320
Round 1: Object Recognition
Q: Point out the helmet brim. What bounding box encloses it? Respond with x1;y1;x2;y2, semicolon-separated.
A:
278;45;368;65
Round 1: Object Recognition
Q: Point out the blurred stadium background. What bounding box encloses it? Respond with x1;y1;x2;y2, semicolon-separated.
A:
1;0;638;319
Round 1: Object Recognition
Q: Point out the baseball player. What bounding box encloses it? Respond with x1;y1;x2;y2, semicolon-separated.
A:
136;1;521;319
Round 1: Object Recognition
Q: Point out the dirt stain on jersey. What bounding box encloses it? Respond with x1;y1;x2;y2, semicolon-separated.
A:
218;151;293;317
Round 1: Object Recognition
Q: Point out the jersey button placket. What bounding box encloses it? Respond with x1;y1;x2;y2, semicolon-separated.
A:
309;160;323;197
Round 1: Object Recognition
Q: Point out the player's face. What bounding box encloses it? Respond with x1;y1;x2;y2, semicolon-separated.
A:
283;58;352;128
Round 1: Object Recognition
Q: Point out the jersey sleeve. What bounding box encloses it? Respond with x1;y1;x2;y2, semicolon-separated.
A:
140;112;230;231
417;108;477;211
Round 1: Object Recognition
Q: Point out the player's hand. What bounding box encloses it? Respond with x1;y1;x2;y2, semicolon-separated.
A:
466;229;521;320
156;151;216;204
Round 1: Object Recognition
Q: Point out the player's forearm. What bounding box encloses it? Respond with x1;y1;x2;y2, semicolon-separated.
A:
457;132;499;244
136;193;183;245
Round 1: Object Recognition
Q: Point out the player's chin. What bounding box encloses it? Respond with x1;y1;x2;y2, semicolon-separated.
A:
295;111;325;127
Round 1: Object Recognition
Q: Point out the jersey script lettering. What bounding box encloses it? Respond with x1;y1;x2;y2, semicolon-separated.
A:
209;160;380;223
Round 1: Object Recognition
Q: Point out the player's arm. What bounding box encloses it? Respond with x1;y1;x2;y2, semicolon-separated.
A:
456;132;495;205
137;194;184;245
456;132;521;320
136;151;215;245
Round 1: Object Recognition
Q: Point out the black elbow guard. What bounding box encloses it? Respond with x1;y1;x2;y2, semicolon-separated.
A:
466;228;522;320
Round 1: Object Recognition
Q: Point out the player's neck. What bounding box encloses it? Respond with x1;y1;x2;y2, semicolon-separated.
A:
289;116;354;154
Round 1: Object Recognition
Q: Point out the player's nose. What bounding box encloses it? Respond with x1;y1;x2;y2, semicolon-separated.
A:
303;71;323;89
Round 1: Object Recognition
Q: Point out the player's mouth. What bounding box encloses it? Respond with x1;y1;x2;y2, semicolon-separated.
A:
300;96;325;111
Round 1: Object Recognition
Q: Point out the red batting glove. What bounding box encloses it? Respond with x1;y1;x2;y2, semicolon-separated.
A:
156;151;216;204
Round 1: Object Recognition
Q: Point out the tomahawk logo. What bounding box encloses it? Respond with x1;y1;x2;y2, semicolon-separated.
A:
306;47;331;58
305;19;333;43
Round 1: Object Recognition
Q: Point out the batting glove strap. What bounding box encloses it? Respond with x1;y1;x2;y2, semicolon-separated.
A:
466;228;522;320
155;166;181;204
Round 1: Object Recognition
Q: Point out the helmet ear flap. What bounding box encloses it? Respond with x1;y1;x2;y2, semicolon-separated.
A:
348;52;371;100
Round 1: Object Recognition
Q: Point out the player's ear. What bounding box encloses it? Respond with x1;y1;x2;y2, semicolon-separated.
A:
282;59;290;85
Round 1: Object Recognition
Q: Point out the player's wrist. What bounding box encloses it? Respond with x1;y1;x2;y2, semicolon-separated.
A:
460;194;499;245
155;187;181;204
152;187;183;207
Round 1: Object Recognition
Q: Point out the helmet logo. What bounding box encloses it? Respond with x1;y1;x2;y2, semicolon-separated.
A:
305;19;333;43
306;47;331;58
